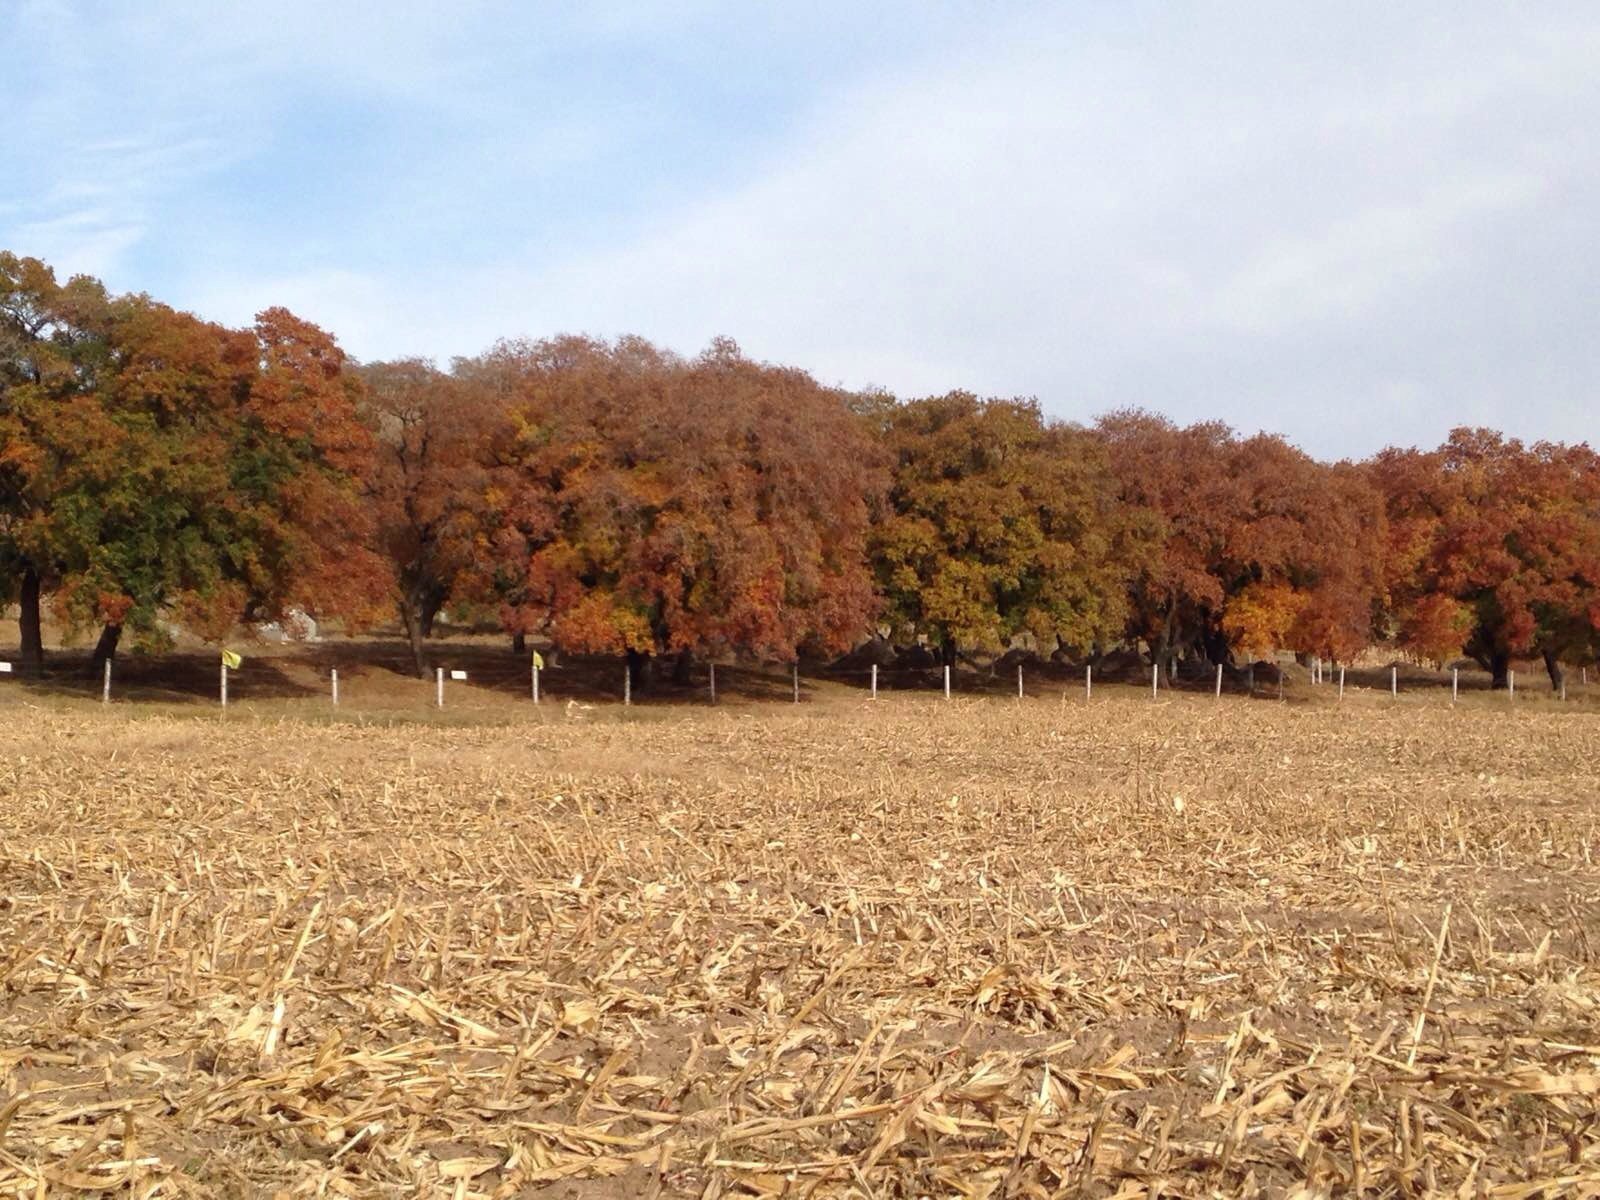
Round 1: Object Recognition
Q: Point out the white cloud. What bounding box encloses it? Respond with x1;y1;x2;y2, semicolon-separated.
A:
466;2;1600;455
4;1;1597;457
1212;171;1549;335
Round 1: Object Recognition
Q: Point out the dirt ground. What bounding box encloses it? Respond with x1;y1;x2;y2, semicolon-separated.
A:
0;687;1596;1196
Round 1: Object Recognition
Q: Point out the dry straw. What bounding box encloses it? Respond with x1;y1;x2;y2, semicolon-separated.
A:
0;693;1596;1196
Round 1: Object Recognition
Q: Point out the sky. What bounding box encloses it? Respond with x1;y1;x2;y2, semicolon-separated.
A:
3;0;1597;458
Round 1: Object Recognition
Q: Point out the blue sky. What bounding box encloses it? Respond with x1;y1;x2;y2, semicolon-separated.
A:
4;1;1597;457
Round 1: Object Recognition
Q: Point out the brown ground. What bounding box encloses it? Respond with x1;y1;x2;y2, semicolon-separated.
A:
0;680;1597;1196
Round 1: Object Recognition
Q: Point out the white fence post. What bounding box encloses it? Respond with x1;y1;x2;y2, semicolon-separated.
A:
709;662;716;705
624;664;631;707
871;663;878;700
1152;664;1158;699
436;667;444;709
1452;668;1458;704
1391;666;1398;698
1509;670;1515;701
102;658;112;705
220;663;229;708
1017;663;1023;700
1215;662;1223;699
1085;664;1092;702
1338;666;1345;700
331;668;339;706
943;664;951;701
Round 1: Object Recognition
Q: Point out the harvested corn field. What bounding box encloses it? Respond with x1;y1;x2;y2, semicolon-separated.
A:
1;695;1598;1197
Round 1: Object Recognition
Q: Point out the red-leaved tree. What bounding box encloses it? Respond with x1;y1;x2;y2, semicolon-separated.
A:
1371;429;1600;689
472;335;882;684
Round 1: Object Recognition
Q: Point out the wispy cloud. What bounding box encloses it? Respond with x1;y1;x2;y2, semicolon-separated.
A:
2;1;1595;457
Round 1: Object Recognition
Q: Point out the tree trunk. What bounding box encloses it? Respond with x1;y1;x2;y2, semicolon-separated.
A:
625;648;652;692
398;596;427;678
1543;649;1564;693
89;623;122;675
672;647;694;686
511;631;526;656
18;564;43;677
1488;650;1510;690
1156;602;1179;683
419;588;444;639
1200;621;1231;668
939;639;958;669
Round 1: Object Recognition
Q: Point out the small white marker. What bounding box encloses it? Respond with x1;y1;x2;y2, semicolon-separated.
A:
0;662;12;673
449;670;468;681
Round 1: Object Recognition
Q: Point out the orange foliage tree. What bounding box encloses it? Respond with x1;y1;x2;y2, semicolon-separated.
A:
0;252;116;674
1098;411;1384;673
64;301;385;665
1370;429;1600;689
361;359;499;675
2;250;383;671
471;336;881;684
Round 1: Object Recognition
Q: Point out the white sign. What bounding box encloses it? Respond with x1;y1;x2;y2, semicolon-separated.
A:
449;670;468;681
0;662;11;673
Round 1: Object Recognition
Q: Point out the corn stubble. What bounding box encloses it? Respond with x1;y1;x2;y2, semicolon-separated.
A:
0;697;1597;1197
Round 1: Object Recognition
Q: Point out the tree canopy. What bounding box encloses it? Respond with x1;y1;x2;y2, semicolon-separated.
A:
5;249;1600;690
1097;411;1386;673
1372;429;1600;687
472;335;882;677
871;394;1139;664
1;253;382;671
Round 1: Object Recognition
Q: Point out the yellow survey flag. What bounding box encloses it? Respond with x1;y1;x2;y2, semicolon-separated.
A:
221;649;242;670
532;651;545;669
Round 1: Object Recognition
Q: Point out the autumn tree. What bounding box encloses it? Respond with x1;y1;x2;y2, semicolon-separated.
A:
0;252;115;674
1098;411;1384;673
473;335;881;684
80;302;384;664
361;358;496;676
3;254;384;671
1371;429;1600;689
871;393;1139;665
1285;461;1388;663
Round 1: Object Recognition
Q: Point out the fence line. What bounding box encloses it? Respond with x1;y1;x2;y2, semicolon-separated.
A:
4;650;1592;714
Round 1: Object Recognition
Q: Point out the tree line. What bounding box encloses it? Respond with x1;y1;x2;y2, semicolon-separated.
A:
5;252;1598;691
